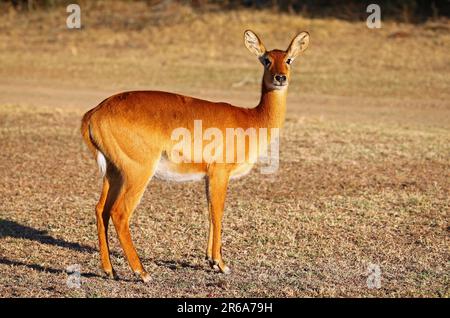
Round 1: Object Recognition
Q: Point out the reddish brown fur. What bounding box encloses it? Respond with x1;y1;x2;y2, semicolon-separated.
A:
80;30;309;281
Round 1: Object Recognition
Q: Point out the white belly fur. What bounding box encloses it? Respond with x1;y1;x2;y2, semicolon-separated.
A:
153;156;205;182
230;164;253;179
153;156;254;182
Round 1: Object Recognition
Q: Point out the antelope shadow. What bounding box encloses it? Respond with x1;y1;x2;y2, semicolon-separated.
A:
0;219;96;253
0;257;101;278
0;219;208;279
0;219;107;279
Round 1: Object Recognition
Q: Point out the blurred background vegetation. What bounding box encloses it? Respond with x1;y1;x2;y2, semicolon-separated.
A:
0;0;449;101
3;0;450;22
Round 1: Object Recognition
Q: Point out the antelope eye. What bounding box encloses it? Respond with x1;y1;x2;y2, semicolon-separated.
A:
263;57;271;67
286;58;292;65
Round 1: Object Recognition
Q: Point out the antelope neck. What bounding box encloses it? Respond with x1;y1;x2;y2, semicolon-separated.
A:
254;81;288;129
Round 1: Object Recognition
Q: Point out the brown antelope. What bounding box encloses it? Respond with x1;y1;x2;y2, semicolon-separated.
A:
81;30;310;282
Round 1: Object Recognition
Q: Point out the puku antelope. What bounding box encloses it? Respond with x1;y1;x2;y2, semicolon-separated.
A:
81;30;310;282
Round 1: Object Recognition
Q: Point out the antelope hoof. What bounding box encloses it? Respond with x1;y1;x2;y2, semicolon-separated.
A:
221;265;231;275
208;258;216;269
135;271;151;283
141;272;152;283
104;269;118;280
210;260;231;275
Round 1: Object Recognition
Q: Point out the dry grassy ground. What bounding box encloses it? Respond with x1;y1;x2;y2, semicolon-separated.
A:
0;2;449;297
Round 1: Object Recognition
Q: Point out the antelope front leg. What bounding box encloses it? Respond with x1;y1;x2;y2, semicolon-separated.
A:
206;168;231;274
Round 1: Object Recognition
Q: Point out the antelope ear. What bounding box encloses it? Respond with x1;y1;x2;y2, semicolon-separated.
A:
244;30;266;58
286;31;310;62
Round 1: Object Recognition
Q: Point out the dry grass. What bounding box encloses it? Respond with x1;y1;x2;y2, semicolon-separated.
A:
0;1;449;297
0;102;448;297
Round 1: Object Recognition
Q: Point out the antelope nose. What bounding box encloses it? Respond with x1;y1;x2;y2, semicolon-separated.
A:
275;74;287;84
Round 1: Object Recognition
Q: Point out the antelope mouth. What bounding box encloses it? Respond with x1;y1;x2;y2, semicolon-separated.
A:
270;83;288;90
